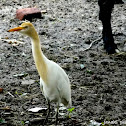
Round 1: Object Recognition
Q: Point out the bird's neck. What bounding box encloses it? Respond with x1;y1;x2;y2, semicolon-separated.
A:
31;35;48;84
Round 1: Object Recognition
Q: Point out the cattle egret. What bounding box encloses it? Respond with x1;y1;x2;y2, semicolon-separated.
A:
8;22;71;125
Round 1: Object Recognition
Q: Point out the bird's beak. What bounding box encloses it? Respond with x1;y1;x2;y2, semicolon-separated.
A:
8;27;25;32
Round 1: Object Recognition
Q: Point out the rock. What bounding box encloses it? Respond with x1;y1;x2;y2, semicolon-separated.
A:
80;64;85;69
16;8;41;20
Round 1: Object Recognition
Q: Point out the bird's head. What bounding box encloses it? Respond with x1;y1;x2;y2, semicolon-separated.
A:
8;22;37;38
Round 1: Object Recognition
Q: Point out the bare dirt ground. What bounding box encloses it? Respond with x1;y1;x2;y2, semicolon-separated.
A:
0;0;126;126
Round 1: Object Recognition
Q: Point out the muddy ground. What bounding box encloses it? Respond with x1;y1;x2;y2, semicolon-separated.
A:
0;0;126;126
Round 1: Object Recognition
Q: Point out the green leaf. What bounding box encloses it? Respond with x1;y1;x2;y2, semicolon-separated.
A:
15;91;18;95
101;122;106;126
15;91;22;95
0;118;6;124
86;70;94;74
21;121;25;126
68;107;75;112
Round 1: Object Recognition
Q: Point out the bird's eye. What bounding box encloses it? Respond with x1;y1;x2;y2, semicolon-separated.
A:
24;26;28;29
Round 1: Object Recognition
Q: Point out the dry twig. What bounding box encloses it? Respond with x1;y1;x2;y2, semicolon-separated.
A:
83;37;102;51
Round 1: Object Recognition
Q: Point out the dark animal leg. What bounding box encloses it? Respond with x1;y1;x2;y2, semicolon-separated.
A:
43;100;51;126
98;0;118;54
115;0;124;4
55;103;59;125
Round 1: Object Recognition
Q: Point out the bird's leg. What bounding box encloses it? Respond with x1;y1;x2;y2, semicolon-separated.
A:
43;100;50;126
55;103;59;125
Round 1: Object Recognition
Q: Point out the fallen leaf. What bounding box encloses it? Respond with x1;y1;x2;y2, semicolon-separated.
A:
0;88;3;93
59;112;66;116
0;106;11;111
21;80;35;85
59;106;67;111
13;73;28;78
41;10;47;13
28;107;47;113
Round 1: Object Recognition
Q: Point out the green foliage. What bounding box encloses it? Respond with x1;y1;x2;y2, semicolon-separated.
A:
67;107;75;118
86;69;94;74
15;91;22;95
21;121;25;126
101;122;105;126
68;107;75;113
0;118;6;124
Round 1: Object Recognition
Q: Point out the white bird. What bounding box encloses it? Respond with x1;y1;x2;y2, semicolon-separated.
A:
8;22;71;125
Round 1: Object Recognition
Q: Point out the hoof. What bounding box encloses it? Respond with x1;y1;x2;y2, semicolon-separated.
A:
105;48;117;54
104;44;118;54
